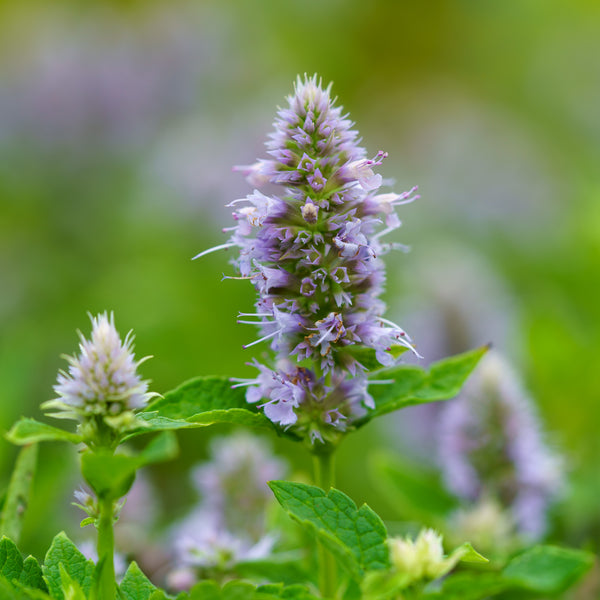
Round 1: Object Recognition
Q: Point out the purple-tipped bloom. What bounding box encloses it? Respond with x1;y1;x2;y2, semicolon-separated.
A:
206;75;418;444
438;351;563;540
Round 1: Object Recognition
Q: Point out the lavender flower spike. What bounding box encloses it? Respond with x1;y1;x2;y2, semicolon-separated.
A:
438;350;564;540
43;312;157;444
203;74;418;445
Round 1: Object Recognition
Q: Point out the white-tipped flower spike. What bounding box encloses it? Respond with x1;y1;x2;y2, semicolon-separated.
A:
438;350;564;540
44;312;156;444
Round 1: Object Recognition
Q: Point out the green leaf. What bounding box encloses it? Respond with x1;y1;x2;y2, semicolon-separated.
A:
186;580;256;600
370;452;458;523
81;431;178;500
10;581;53;600
138;376;273;432
42;532;94;600
119;562;159;600
5;419;82;446
0;444;38;544
0;537;46;594
235;556;315;586
0;536;23;583
0;575;52;600
184;580;318;600
269;481;389;581
256;583;320;599
502;544;595;594
422;572;508;600
342;345;408;372
361;570;412;600
81;452;137;500
58;565;86;600
19;557;46;592
358;346;488;425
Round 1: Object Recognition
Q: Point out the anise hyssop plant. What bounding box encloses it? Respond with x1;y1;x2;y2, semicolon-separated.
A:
2;75;593;600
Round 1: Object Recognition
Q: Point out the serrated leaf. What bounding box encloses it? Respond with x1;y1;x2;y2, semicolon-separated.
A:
0;536;23;582
0;538;46;594
81;431;177;500
19;556;46;592
269;481;389;581
370;452;458;522
502;544;595;594
133;376;273;434
42;532;94;600
6;419;82;446
0;444;38;544
357;346;488;426
119;562;158;600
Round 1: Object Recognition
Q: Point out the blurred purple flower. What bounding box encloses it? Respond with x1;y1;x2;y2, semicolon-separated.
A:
438;351;564;539
170;432;286;581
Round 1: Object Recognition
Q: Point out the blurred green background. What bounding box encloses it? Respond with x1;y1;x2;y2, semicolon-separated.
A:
1;0;599;561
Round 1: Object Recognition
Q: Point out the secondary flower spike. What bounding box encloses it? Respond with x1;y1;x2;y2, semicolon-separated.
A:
204;75;419;444
438;351;564;540
43;312;156;444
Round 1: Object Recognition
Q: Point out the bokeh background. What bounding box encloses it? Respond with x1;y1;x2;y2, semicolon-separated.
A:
1;0;599;566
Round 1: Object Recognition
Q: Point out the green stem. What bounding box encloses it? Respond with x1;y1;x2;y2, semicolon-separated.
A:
313;449;337;599
97;496;116;600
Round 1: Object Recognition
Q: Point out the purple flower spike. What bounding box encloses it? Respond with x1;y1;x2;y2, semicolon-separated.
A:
201;75;418;445
438;351;564;540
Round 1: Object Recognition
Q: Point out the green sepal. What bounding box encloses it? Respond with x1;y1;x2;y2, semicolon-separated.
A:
79;518;95;528
6;419;82;446
81;431;177;500
269;481;389;581
357;346;488;427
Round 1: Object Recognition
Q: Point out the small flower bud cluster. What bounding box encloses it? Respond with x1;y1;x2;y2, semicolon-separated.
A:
44;312;155;443
218;75;418;444
389;529;451;583
438;351;564;539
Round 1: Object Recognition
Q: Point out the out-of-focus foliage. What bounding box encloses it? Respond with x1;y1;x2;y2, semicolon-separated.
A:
0;0;598;586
